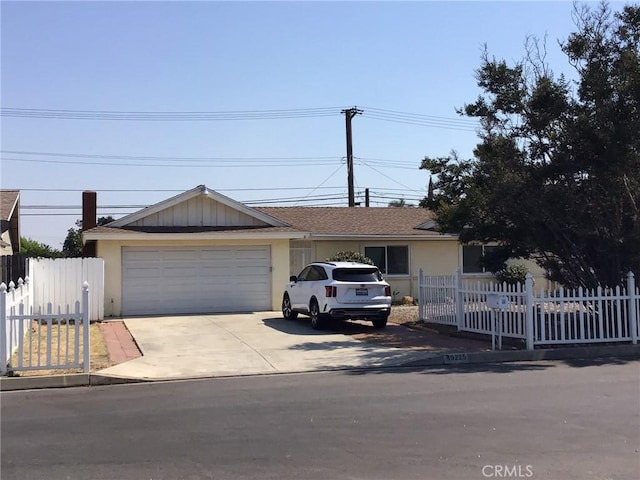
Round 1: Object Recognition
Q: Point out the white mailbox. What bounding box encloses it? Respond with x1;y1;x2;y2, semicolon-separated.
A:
487;294;509;310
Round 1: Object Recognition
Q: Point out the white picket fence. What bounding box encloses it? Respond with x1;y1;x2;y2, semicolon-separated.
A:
0;255;102;375
418;269;639;350
0;279;90;374
0;279;32;371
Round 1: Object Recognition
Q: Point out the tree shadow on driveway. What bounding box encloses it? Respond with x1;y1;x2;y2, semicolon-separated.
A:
261;317;326;336
261;316;394;337
260;315;639;376
262;317;495;351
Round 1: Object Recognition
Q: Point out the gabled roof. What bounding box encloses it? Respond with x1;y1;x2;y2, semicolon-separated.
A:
0;190;19;221
108;184;287;228
84;187;455;242
255;206;447;238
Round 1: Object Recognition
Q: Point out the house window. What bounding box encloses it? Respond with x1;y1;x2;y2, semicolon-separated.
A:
364;246;409;275
290;242;312;276
462;245;497;274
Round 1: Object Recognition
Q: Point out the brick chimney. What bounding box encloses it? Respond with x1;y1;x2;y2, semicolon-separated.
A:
82;190;97;257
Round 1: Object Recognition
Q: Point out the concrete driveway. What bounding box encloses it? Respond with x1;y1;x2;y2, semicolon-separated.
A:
98;312;441;380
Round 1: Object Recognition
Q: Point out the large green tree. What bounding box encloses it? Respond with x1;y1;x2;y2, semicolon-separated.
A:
20;237;62;258
62;216;115;258
421;2;640;288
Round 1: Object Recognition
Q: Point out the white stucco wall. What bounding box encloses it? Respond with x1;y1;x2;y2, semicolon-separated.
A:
310;238;461;300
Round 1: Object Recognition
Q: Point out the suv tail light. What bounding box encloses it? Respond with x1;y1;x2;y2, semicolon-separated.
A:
325;286;337;297
384;286;391;296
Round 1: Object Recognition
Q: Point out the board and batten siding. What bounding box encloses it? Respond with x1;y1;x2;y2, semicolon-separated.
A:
129;196;269;227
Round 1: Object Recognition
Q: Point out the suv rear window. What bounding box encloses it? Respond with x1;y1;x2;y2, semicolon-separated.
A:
332;268;382;282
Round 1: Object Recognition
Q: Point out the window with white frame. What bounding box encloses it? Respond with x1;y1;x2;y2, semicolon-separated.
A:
462;245;497;274
364;245;409;275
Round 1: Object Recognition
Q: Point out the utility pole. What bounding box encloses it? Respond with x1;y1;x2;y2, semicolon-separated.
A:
341;107;363;207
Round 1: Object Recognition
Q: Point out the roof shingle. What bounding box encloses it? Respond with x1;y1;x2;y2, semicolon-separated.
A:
0;190;19;221
255;206;438;236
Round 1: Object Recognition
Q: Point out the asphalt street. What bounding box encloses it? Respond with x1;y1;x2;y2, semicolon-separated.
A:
1;359;639;480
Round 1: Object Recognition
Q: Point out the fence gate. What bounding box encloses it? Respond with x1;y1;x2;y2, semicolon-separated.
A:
417;272;458;326
1;281;90;375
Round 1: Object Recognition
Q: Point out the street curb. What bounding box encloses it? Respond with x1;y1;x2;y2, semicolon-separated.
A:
0;373;90;391
399;344;640;367
2;345;639;391
89;374;152;386
0;373;153;391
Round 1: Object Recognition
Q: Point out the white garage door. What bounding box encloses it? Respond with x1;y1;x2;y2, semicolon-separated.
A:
122;246;271;316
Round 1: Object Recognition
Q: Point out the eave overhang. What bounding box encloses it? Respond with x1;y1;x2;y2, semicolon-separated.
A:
305;233;460;241
83;231;308;243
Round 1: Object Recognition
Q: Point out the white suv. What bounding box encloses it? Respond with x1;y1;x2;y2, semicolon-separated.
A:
282;261;392;330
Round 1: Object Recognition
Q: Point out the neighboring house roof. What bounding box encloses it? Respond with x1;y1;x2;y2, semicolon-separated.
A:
0;190;20;254
256;206;446;239
83;185;454;242
0;190;19;221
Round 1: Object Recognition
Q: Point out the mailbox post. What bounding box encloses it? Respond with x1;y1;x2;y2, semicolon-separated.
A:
487;294;509;350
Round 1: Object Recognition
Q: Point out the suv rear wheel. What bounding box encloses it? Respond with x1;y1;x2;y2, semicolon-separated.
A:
372;316;388;329
309;300;325;330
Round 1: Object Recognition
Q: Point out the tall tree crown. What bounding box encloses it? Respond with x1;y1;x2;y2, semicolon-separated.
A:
421;2;640;288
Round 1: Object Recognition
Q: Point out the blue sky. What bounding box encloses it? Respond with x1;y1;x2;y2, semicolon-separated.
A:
1;0;626;248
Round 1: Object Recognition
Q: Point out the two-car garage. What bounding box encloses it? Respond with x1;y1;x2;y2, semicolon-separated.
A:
121;245;272;316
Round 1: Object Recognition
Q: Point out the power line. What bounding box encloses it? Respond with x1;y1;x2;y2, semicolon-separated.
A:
355;157;420;170
360;106;479;126
0;157;344;168
20;192;429;211
0;150;430;170
358;161;422;193
21;205;147;210
361;113;478;131
0;106;345;121
21;213;137;217
353;106;479;131
280;163;346;207
1;150;340;161
14;187;351;193
1;105;480;131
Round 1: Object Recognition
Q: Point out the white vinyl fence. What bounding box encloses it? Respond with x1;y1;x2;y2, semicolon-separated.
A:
0;280;90;374
419;268;639;350
28;257;104;321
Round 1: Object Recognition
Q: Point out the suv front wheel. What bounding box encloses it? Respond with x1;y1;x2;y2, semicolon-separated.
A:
282;293;298;320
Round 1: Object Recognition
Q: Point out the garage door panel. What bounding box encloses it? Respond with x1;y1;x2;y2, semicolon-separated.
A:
123;249;157;261
122;246;271;315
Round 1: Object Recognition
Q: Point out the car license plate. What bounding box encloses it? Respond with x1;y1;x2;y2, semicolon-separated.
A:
356;288;368;296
